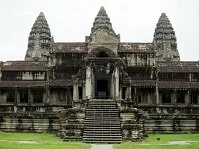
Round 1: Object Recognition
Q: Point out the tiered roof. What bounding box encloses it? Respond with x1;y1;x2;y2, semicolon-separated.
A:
91;6;116;36
53;42;154;53
0;81;46;88
153;13;180;61
25;12;51;61
0;61;47;71
157;61;199;72
154;13;176;44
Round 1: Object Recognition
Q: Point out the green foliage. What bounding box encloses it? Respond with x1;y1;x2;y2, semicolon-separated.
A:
0;131;90;149
114;134;199;149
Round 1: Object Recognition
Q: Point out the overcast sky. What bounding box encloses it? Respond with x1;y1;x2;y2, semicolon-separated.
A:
0;0;199;61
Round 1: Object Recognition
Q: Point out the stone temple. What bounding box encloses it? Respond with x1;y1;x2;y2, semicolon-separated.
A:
0;7;199;143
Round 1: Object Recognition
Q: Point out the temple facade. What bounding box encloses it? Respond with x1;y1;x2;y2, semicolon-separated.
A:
0;7;199;143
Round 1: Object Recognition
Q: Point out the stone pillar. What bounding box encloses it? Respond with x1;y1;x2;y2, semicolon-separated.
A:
114;67;119;99
171;90;177;105
119;87;122;99
110;77;113;98
127;86;132;100
28;89;33;104
185;90;190;105
91;71;95;97
85;66;92;99
82;84;86;100
45;83;50;105
155;82;159;105
134;87;137;105
15;89;20;104
147;91;151;104
73;83;79;102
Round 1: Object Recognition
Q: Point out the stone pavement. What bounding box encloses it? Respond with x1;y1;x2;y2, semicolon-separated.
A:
91;144;113;149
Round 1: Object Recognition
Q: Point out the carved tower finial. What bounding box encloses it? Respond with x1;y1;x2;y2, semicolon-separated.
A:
25;12;51;61
87;6;120;57
91;6;116;36
153;13;180;61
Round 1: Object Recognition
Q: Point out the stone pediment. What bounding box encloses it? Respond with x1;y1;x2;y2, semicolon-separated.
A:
90;29;120;45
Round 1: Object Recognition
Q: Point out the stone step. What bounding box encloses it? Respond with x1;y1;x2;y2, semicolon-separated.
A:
83;140;121;144
85;114;119;116
84;126;121;128
83;136;122;139
83;137;122;140
86;111;119;113
84;128;121;130
86;108;119;112
83;138;122;143
84;121;120;124
84;135;121;138
84;126;121;129
84;117;119;120
83;99;122;143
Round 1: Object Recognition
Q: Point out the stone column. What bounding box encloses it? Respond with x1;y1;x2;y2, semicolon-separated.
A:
147;91;151;104
73;83;79;102
91;71;95;97
45;83;50;105
85;66;92;99
127;86;132;100
155;82;159;105
110;77;113;98
119;87;122;99
114;67;119;99
82;84;86;100
28;89;33;104
15;89;20;104
185;90;190;105
171;90;177;105
134;87;137;105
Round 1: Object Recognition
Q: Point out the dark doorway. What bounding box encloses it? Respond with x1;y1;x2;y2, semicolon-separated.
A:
96;80;109;98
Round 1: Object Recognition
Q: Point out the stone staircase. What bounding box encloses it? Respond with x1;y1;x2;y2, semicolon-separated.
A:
83;99;122;143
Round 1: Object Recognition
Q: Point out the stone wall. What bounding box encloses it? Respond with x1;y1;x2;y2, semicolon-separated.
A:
0;105;63;132
137;106;199;133
57;107;85;141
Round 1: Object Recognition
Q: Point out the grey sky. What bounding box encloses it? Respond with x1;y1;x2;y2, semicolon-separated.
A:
0;0;199;61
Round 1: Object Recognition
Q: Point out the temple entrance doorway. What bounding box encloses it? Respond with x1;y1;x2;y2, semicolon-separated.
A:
96;79;109;98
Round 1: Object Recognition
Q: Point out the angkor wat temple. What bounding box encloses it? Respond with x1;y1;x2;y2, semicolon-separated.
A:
0;7;199;143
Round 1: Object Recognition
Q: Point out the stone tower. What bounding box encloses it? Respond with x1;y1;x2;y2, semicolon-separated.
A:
25;12;51;61
87;6;120;57
153;13;180;61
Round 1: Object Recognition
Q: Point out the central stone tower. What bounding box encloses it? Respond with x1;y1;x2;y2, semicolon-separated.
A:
85;6;121;100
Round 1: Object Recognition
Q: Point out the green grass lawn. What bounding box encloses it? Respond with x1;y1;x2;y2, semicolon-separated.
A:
0;131;90;149
114;134;199;149
0;132;199;149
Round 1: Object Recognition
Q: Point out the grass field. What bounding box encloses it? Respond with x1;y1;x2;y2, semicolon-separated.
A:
0;132;199;149
0;131;90;149
114;134;199;149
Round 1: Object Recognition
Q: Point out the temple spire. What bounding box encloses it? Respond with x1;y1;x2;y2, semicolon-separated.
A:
87;6;120;57
91;6;116;36
153;13;180;61
25;12;51;61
